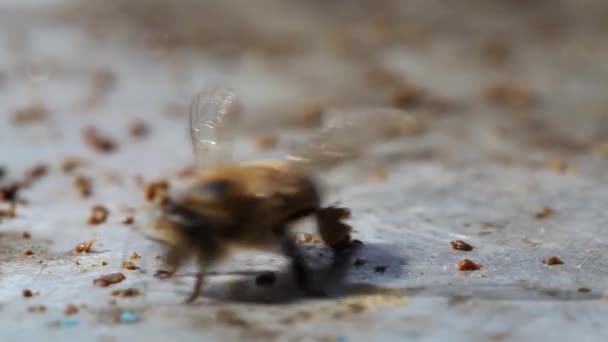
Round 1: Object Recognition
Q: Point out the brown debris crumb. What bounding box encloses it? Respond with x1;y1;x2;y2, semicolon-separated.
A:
578;287;591;293
129;252;141;260
60;156;86;173
255;272;276;287
254;135;278;150
546;157;574;174
27;305;47;313
535;206;553;219
22;289;33;298
101;260;108;266
87;204;109;225
293;104;323;128
0;182;22;202
144;179;170;205
543;256;563;265
122;214;134;225
128;118;148;138
93;272;126;287
64;304;79;316
295;233;322;244
12;103;48;125
22;231;31;239
456;259;483;271
23;249;34;256
484;82;537;109
111;288;141;297
215;309;248;328
120;260;138;270
83;127;117;153
24;163;48;184
390;83;425;109
450;240;474;251
74;239;95;253
73;175;92;197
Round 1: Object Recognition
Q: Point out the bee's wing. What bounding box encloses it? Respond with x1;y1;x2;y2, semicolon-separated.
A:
285;106;413;172
190;84;240;167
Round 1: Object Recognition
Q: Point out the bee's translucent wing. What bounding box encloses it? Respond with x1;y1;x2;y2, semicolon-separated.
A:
190;84;240;167
286;107;415;171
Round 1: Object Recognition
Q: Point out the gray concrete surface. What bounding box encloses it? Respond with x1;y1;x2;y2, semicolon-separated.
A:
1;1;608;341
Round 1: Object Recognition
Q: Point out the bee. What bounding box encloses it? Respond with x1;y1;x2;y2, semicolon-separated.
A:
146;85;405;303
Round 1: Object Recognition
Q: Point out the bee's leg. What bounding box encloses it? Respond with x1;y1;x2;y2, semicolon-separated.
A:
280;236;326;297
185;240;222;304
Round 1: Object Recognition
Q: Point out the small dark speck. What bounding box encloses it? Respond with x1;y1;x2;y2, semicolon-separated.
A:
374;265;388;273
578;288;591;293
255;272;276;287
354;258;366;267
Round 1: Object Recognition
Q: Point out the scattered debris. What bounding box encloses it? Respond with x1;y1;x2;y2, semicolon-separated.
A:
93;272;126;287
144;179;169;205
456;259;483;271
64;304;79;316
536;206;553;219
74;239;95;253
129;252;141;260
60;156;86;173
28;305;47;313
22;289;33;298
215;309;248;328
484;82;537;109
0;202;17;218
577;288;591;293
111;288;141;297
390;83;425;109
450;240;474;251
23;249;34;256
73;175;92;197
543;256;563;265
83;127;117;153
254;134;278;150
128;118;148;138
22;231;31;239
11;103;48;125
87;204;109;225
120;260;138;270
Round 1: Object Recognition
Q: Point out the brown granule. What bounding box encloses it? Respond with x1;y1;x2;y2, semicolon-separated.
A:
456;259;482;271
536;206;553;219
144;179;169;205
120;260;138;270
87;204;109;225
24;163;48;184
60;156;86;173
484;82;537;109
121;214;134;225
22;289;33;298
111;288;141;297
73;175;92;197
578;288;591;293
23;249;34;256
546;157;574;174
93;272;126;287
12;103;48;125
0;182;21;202
390;83;425;109
64;304;79;316
450;240;474;251
22;231;31;239
293;104;323;128
254;135;278;150
27;305;47;313
83;127;116;153
101;261;108;266
543;256;563;265
74;239;95;253
129;252;141;260
176;165;196;178
128;119;148;138
0;202;17;218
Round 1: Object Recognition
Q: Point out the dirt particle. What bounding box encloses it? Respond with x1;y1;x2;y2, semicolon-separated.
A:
0;202;17;218
74;239;95;253
255;272;276;287
535;206;553;219
73;175;92;197
27;305;47;313
450;240;474;251
83;127;117;153
390;83;425;109
120;260;138;270
484;82;537;109
122;214;134;225
22;231;31;239
543;256;563;265
87;204;109;225
23;163;48;185
456;259;483;271
93;272;126;287
144;179;169;205
293;104;323;128
128;118;148;138
0;182;21;202
12;103;48;125
23;249;34;256
577;287;591;293
254;135;278;150
22;289;33;298
111;288;141;297
354;258;366;267
64;304;79;316
60;156;86;173
129;252;141;260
